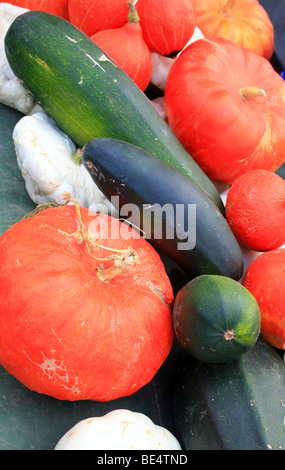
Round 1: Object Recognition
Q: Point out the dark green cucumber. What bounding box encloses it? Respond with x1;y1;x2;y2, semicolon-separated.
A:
174;338;285;450
82;137;244;280
4;10;224;213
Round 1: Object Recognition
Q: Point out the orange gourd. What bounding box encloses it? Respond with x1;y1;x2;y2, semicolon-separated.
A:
68;0;129;37
0;204;174;401
91;1;152;91
2;0;69;19
242;249;285;350
191;0;274;60
164;37;285;184
136;0;196;55
225;170;285;252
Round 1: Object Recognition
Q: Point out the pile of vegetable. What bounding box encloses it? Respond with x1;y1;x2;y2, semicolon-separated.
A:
0;0;284;451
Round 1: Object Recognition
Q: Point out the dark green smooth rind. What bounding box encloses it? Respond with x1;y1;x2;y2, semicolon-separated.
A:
173;338;285;450
82;137;244;280
173;275;261;363
4;10;224;213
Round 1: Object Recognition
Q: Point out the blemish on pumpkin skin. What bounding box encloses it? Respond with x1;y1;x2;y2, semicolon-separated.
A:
22;350;82;396
23;350;68;379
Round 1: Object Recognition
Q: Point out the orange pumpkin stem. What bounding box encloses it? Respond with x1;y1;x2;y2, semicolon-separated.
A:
97;248;139;282
127;0;140;24
239;87;266;99
66;200;139;283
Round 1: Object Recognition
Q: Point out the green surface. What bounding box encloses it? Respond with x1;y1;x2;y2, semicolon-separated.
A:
174;338;285;450
0;102;35;235
0;101;183;450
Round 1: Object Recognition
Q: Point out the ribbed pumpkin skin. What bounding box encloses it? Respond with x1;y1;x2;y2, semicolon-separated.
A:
136;0;196;55
225;170;285;251
0;205;174;401
192;0;274;59
173;275;261;363
68;0;129;36
242;249;285;350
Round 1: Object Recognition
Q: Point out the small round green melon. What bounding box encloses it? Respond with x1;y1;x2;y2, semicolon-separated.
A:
173;274;261;363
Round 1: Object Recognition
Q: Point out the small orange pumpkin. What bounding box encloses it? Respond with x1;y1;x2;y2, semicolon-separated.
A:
136;0;196;55
192;0;274;59
242;249;285;350
225;170;285;252
68;0;129;37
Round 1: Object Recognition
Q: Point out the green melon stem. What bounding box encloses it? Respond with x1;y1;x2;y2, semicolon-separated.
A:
127;0;140;24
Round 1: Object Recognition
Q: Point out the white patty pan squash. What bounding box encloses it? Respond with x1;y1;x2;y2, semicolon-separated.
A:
13;112;113;214
54;409;182;450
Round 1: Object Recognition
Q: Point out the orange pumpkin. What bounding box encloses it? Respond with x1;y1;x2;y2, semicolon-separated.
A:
2;0;69;19
242;249;285;350
164;37;285;184
136;0;196;55
225;170;285;251
0;204;174;401
192;0;274;59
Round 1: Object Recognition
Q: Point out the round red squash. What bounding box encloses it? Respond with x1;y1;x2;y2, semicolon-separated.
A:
225;170;285;251
0;204;174;401
191;0;274;60
136;0;196;55
242;249;285;350
164;37;285;184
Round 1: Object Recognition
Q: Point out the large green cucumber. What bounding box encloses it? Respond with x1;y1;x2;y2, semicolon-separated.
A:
82;137;244;280
4;10;224;213
174;338;285;450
